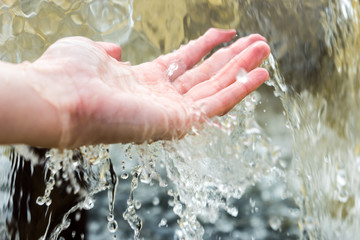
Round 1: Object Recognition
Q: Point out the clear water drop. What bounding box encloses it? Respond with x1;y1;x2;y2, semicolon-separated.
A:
121;173;129;179
269;217;282;231
338;188;349;203
36;196;46;206
336;169;347;187
173;203;183;216
107;219;118;233
135;200;142;209
158;218;168;227
152;197;160;206
236;68;248;84
83;197;94;210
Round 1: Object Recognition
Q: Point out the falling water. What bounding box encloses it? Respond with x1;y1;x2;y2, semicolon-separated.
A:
0;0;359;239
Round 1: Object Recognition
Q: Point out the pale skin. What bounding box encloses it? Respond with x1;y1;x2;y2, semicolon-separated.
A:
0;28;270;149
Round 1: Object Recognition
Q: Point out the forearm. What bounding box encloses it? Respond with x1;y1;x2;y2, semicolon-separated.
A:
0;61;61;147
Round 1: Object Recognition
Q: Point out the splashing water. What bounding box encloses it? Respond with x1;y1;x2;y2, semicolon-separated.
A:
0;0;360;240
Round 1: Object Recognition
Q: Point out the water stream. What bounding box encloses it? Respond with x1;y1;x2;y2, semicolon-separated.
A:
0;0;359;239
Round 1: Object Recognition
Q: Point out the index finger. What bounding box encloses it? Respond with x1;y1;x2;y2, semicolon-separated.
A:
154;28;236;73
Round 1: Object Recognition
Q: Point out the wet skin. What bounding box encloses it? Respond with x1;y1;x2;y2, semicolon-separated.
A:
0;28;270;148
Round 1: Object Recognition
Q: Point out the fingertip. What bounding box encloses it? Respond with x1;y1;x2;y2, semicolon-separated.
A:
97;42;122;61
247;33;268;43
248;68;270;87
252;41;271;60
250;67;269;77
205;28;237;41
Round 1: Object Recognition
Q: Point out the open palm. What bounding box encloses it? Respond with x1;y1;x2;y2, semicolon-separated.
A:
31;28;270;148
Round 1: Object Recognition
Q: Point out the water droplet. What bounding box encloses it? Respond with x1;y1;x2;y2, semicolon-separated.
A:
45;198;52;206
336;169;347;187
249;198;256;208
152;197;160;206
121;173;129;179
64;219;71;229
44;189;52;197
75;212;81;222
226;206;238;217
269;217;282;231
338;188;349;203
173;203;183;215
83;197;94;210
158;218;168;227
167;62;179;80
55;179;63;187
251;95;257;103
66;185;72;194
107;219;118;233
135;200;142;209
236;69;248;84
131;178;138;189
303;216;315;231
48;177;55;187
36;196;46;206
159;179;168;187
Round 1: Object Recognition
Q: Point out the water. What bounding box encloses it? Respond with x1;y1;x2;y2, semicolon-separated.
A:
0;0;359;239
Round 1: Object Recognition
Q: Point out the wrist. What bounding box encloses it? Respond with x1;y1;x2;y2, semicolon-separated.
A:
0;61;62;147
27;60;86;149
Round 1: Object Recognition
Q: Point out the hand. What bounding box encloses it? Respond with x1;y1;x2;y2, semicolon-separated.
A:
26;28;270;148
